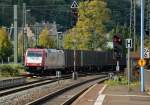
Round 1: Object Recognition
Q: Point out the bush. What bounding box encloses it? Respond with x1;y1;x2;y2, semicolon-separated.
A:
0;64;25;77
105;75;139;88
105;76;128;86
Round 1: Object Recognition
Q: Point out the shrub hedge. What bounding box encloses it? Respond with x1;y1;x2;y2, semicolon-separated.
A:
0;64;25;77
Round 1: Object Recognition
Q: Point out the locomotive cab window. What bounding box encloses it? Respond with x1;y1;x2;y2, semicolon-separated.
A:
27;51;42;57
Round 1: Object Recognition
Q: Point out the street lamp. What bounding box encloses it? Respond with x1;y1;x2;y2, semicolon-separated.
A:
25;9;30;27
57;32;63;48
25;9;31;48
22;3;30;63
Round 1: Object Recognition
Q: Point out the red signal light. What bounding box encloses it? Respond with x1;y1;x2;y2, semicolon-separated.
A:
72;8;78;17
113;35;122;45
113;34;122;60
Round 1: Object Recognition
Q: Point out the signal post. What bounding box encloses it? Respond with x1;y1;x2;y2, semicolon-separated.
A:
125;39;132;91
113;34;122;72
71;0;79;80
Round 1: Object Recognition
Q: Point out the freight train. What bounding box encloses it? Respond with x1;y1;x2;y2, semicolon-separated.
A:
24;48;126;74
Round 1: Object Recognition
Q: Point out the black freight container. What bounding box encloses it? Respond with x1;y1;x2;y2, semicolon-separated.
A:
82;51;108;67
64;49;126;70
64;50;81;68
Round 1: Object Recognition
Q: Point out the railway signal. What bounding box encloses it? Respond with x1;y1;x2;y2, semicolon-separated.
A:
113;34;123;73
113;34;122;60
71;9;78;18
113;35;122;45
71;0;78;26
71;9;78;26
71;0;78;9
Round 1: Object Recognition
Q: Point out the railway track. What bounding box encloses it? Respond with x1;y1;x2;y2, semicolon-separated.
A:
0;76;51;91
0;74;72;97
0;74;108;105
26;75;107;105
0;71;89;91
0;72;98;97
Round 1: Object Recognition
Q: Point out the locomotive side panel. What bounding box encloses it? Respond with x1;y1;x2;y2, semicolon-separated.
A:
45;49;65;69
56;50;65;68
45;49;58;69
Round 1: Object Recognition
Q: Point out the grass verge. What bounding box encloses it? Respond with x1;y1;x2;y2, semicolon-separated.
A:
105;75;140;88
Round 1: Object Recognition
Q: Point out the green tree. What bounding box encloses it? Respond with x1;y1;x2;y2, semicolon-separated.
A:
0;27;13;63
107;0;130;28
110;24;130;40
144;36;150;50
64;0;111;50
39;27;54;48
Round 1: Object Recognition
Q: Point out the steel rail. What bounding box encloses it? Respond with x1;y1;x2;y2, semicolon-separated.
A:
0;75;72;97
26;75;107;105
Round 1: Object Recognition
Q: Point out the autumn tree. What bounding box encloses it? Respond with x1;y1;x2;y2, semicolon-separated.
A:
64;0;111;50
18;30;34;62
18;31;24;62
39;27;54;48
28;37;35;48
0;27;13;63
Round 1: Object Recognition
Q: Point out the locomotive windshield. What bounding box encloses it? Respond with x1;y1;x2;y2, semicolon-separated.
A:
27;51;42;57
